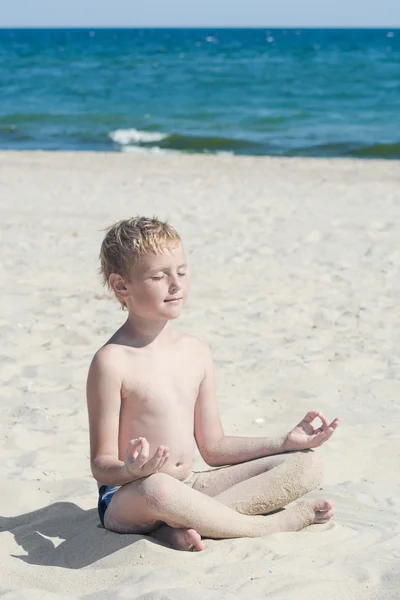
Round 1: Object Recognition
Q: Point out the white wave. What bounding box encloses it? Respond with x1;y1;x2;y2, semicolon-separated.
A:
121;145;230;157
109;128;168;145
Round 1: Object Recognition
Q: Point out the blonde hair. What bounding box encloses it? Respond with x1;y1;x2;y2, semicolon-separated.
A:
99;216;181;309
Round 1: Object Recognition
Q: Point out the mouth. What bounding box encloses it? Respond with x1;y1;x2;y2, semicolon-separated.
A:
164;297;183;303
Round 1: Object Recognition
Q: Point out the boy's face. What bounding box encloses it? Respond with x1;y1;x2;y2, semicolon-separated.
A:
124;243;188;320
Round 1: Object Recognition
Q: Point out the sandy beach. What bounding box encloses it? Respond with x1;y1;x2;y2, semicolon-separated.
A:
0;150;399;600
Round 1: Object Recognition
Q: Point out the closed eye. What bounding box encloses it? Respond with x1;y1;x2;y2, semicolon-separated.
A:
151;268;186;280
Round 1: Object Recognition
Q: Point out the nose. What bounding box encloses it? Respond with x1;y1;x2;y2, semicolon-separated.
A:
169;274;182;294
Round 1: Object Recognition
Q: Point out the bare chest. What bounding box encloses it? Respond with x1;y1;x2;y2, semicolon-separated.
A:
121;351;203;417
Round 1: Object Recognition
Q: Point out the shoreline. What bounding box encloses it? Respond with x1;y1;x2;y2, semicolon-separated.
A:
2;148;400;164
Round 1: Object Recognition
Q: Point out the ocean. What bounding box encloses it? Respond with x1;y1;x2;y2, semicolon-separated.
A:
0;28;399;158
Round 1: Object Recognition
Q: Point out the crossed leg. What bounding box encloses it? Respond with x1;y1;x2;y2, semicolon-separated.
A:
196;449;323;513
104;450;332;551
152;450;328;550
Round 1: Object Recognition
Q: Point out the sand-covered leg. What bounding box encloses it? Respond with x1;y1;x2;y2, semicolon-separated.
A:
196;450;323;515
270;498;334;531
105;472;273;539
151;451;327;549
105;472;330;542
153;496;334;551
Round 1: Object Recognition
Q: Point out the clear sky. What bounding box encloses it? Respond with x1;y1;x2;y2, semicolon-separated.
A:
1;0;399;28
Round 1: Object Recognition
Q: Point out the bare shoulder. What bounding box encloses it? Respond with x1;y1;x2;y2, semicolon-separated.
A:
88;343;128;377
176;333;212;366
177;332;208;349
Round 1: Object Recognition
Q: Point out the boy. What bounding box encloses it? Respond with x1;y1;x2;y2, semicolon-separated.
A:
87;216;339;552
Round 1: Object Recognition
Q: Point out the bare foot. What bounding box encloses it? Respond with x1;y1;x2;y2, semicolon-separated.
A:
168;527;204;552
311;498;334;523
151;524;204;552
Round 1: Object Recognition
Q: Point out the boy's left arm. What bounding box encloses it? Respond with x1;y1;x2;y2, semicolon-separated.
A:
194;344;340;467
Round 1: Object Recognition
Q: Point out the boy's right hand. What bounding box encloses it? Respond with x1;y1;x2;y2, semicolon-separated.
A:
124;437;169;479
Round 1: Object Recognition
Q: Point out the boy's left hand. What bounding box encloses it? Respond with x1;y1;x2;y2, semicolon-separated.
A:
283;410;340;451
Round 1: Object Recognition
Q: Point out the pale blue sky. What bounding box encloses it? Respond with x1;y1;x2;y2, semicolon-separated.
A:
1;0;399;28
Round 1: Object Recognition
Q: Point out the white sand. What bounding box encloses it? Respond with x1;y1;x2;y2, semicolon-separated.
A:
0;151;399;600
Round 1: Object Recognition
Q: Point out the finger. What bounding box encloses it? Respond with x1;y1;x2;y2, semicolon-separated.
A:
125;438;143;461
127;437;143;450
146;445;166;470
153;448;169;472
328;418;340;430
317;419;339;437
300;411;328;431
138;438;149;466
301;410;324;425
315;415;340;434
312;426;336;446
143;446;169;474
147;446;165;469
158;448;169;468
315;412;329;428
321;427;335;442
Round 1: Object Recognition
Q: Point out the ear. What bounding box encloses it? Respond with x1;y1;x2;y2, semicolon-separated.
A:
109;273;130;300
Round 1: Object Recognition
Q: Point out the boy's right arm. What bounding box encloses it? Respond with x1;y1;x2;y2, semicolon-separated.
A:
86;347;137;486
86;347;169;487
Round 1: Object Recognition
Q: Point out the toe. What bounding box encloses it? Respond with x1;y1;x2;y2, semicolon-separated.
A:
314;508;334;523
311;498;334;524
185;530;204;552
314;498;333;512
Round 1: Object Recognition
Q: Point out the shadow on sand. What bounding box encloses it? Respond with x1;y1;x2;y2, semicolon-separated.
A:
0;501;164;569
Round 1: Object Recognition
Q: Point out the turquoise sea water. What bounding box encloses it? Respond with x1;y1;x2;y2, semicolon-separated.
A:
0;28;399;157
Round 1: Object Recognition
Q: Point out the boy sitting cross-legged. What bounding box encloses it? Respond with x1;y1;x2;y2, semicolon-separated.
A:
87;216;339;552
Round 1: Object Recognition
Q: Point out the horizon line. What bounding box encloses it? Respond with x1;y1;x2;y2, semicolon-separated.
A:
0;25;399;30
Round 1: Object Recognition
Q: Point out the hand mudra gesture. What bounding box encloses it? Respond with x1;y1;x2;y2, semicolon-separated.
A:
285;411;340;451
124;437;169;478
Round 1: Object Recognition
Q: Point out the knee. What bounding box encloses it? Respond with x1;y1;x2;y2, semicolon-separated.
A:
291;450;324;489
137;473;176;514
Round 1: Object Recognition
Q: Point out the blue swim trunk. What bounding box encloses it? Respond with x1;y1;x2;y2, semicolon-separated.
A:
98;485;119;527
97;472;201;528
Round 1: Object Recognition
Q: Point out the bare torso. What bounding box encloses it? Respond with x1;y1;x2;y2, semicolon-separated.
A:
101;332;205;485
